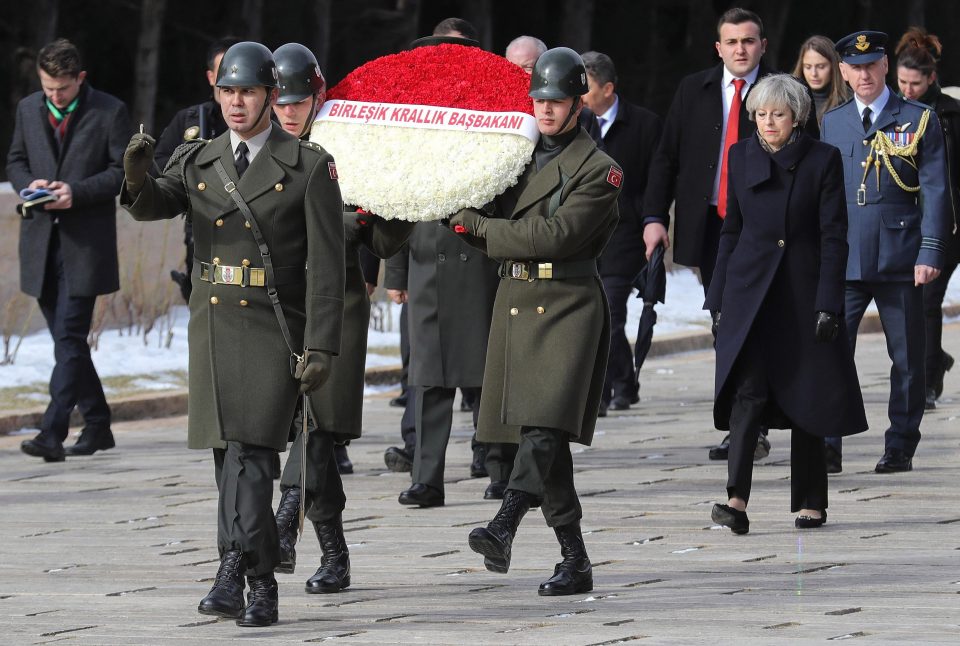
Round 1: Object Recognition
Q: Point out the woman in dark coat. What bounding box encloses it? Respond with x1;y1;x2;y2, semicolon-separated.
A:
704;74;868;534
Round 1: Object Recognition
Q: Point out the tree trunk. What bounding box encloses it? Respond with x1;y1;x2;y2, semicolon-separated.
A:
133;0;167;134
560;0;594;53
240;0;264;41
311;0;332;72
32;0;59;51
460;0;493;51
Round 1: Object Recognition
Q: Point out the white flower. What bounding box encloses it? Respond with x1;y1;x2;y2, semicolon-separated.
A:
311;121;535;221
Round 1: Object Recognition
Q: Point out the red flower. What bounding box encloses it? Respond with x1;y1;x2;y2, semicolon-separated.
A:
329;44;534;115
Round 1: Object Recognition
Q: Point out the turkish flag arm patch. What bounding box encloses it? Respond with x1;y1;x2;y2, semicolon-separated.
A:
606;165;623;188
328;161;338;180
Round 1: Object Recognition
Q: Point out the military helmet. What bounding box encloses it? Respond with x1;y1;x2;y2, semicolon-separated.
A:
273;43;325;105
216;41;278;88
529;47;588;100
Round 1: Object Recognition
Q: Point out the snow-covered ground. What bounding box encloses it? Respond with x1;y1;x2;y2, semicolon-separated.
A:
3;269;960;397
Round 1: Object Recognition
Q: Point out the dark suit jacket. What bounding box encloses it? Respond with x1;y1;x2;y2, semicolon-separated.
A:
7;83;131;297
643;62;819;268
597;98;662;277
154;100;227;172
704;134;866;437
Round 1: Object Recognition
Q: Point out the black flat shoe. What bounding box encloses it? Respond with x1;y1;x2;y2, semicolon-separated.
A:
484;480;508;500
875;449;913;473
383;446;413;472
711;503;749;535
65;426;115;456
708;434;730;460
21;433;65;462
795;510;827;529
398;483;444;507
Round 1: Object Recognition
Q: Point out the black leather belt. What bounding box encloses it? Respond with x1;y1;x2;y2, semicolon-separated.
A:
499;259;598;281
195;260;303;287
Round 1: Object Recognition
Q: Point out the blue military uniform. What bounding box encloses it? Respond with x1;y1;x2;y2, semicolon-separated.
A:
821;31;952;471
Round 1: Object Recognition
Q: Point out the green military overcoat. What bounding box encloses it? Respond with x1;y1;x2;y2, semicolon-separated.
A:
459;128;621;446
122;126;345;451
307;213;412;439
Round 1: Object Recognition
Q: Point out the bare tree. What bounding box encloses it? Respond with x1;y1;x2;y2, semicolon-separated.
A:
312;0;333;71
133;0;167;133
560;0;594;52
32;0;59;51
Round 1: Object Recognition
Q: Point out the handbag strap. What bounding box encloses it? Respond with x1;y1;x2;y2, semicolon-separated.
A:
212;158;300;362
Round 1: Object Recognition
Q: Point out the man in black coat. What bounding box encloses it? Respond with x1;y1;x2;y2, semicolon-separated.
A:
7;39;131;462
642;7;818;460
581;51;661;414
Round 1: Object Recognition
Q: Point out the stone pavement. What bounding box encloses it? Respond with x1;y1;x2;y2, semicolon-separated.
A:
1;326;959;645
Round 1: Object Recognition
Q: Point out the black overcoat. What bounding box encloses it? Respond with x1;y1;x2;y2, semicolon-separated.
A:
704;134;867;437
597;99;662;278
643;63;819;268
6;83;131;297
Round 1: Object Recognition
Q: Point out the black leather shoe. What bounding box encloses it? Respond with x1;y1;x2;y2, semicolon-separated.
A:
335;444;353;475
383;446;413;473
470;444;488;478
198;550;245;618
609;395;631;411
925;387;937;410
468;489;532;573
933;350;954;399
389;394;408;408
711;503;749;535
538;523;593;596
875;449;913;473
305;516;351;593
825;444;842;474
20;432;65;462
65;426;115;456
274;486;301;574
708;434;730;460
398;483;444;507
795;509;827;529
236;573;278;627
484;480;508;500
597;401;608;418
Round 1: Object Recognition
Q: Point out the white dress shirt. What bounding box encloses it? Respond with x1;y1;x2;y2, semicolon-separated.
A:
712;65;761;205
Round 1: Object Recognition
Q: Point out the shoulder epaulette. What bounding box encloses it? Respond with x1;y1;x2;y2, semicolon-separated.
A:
824;96;855;116
300;140;326;155
163;139;206;175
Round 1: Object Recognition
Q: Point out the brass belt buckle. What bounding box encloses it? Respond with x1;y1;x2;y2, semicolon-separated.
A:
537;262;553;280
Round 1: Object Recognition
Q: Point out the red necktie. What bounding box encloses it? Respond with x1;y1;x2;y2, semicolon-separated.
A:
717;78;746;219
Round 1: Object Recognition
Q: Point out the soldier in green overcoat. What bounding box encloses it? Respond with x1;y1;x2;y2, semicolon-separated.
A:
450;48;621;596
121;42;345;627
266;43;413;596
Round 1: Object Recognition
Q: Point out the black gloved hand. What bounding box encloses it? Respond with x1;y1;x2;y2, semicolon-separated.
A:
295;350;333;394
711;311;721;339
123;132;156;195
449;209;488;237
815;311;840;343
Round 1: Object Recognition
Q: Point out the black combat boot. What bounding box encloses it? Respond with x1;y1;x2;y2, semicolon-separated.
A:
236;573;279;627
274;486;301;574
197;549;245;618
468;489;532;573
538;523;593;596
305;515;351;593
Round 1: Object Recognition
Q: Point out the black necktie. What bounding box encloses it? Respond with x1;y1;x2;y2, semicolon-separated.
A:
862;107;872;133
235;142;249;178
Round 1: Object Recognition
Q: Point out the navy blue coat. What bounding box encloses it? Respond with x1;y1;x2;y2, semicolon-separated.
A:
821;90;951;281
704;134;867;437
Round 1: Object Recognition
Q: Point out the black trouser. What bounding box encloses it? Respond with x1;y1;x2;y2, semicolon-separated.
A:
280;427;346;523
213;442;281;577
507;427;582;527
413;385;479;492
726;342;826;510
485;440;518;482
400;385;417;454
923;261;957;386
601;274;638;405
38;233;110;441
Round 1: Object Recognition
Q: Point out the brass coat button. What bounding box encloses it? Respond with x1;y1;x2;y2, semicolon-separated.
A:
861;161;867;167
244;221;252;229
210;296;219;305
777;240;785;248
537;307;545;314
242;259;250;267
239;299;248;307
197;182;206;191
215;218;224;227
274;183;283;192
510;307;519;316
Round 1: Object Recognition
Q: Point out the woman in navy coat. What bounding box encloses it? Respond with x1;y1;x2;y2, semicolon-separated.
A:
704;74;867;534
